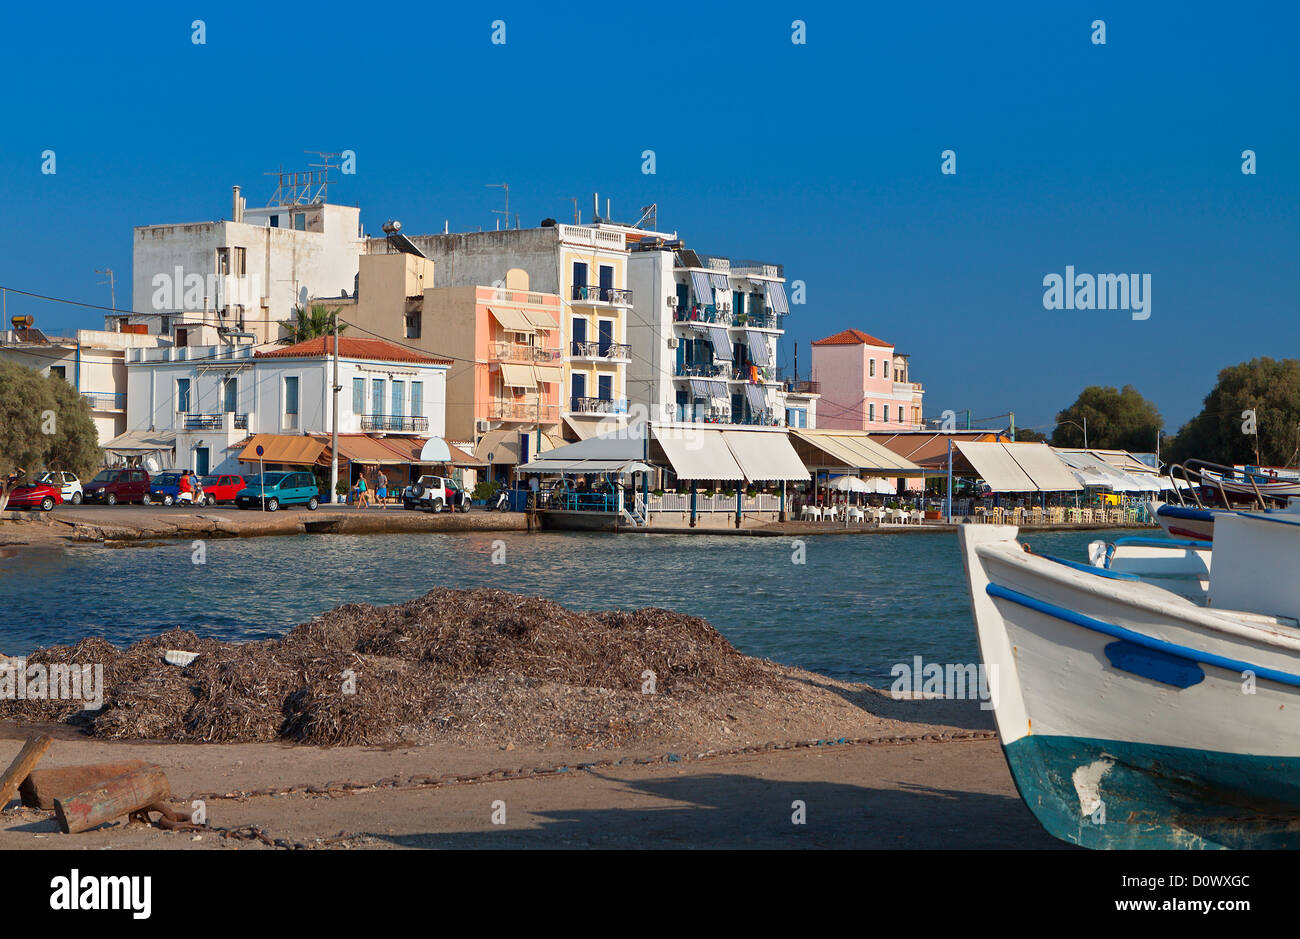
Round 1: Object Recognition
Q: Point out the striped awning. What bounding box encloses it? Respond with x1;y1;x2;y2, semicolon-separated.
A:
705;325;733;360
744;383;767;412
708;271;731;291
764;282;790;315
689;271;714;307
746;330;771;366
688;379;728;399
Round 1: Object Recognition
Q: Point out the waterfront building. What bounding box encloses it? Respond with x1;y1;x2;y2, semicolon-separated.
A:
626;240;816;430
122;336;449;478
126;183;364;346
0;317;165;447
810;329;924;431
370;217;634;444
324;252;565;481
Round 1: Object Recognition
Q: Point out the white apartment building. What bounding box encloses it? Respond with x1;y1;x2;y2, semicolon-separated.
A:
626;241;816;429
125;184;364;346
122;337;449;475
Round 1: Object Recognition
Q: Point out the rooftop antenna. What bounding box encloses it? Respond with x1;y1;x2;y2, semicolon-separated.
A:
95;267;116;312
304;151;341;203
486;183;509;230
570;197;580;224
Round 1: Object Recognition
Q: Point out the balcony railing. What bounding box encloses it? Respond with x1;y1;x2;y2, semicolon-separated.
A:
184;412;248;430
673;306;733;326
361;414;430;432
489;400;560;423
675;361;729;379
491;341;561;363
572;285;632;305
784;379;821;395
570;340;631;360
570;396;627;415
734;310;779;329
731;365;777;383
81;391;126;410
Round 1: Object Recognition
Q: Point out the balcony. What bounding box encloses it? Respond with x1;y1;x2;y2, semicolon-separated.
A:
491;341;561;363
784;379;821;395
731;365;778;383
733;310;780;330
570;340;631;361
570;396;628;415
183;412;248;430
675;361;729;379
673;306;733;326
360;414;430;433
489;400;559;423
571;285;632;306
81;391;126;411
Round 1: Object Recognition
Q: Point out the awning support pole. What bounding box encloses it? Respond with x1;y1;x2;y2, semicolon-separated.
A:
779;480;786;522
946;440;953;523
690;481;697;528
735;480;742;529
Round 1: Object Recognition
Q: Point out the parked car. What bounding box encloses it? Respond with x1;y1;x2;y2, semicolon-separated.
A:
36;471;83;505
199;474;247;505
83;468;150;505
5;482;63;511
234;471;320;512
402;475;464;512
143;472;189;506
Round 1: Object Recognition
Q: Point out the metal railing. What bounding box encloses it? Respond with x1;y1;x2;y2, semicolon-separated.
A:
674;306;733;326
675;361;729;379
491;341;561;363
570;396;627;415
81;391;126;410
489;400;559;423
570;340;630;359
360;414;430;432
184;412;249;430
571;285;632;305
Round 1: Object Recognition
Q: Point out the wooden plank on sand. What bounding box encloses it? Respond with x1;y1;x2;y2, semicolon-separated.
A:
20;759;150;810
0;734;53;810
53;765;170;834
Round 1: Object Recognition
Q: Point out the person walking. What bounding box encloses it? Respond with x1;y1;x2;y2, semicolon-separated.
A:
355;472;369;509
376;468;388;509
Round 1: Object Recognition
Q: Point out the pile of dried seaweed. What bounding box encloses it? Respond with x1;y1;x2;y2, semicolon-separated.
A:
1;588;787;747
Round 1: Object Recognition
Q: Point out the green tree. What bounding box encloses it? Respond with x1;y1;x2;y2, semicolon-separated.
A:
0;361;102;511
1165;357;1300;468
1013;426;1049;442
1049;385;1163;452
280;304;345;345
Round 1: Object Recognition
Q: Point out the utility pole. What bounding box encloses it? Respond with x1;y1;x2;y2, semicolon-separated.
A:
96;268;115;311
330;316;340;504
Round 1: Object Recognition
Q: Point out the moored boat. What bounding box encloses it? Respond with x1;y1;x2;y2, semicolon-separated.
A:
961;513;1300;849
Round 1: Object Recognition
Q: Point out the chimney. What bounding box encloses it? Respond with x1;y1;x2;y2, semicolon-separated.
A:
232;185;243;223
592;192;600;222
606;197;611;222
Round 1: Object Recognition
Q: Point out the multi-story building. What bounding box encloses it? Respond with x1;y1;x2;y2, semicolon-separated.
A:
122;336;448;476
810;329;924;431
126;184;364;346
626;240;810;428
0;318;165;446
371;220;633;441
327;252;564;469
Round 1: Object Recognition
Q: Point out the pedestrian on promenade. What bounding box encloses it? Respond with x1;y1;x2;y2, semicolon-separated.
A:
192;472;204;506
376;469;388;509
356;472;369;509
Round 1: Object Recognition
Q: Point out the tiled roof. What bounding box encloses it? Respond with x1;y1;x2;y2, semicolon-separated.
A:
255;336;451;365
811;328;892;347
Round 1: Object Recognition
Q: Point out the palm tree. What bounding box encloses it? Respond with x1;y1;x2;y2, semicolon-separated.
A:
279;304;345;345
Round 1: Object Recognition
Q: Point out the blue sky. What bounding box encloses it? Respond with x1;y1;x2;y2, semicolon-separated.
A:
1;1;1296;434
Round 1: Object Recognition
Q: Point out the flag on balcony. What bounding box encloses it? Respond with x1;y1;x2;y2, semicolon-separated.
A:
745;330;771;366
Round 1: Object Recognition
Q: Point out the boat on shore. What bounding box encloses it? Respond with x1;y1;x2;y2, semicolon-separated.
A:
960;512;1300;849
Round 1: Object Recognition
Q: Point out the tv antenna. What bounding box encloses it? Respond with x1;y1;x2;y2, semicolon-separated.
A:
95;268;116;311
486;183;509;229
634;203;658;230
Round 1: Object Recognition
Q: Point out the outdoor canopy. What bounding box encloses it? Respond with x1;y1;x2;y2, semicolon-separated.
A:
718;429;809;481
498;363;536;389
654;431;745;481
789;429;925;476
522;308;559;330
952;441;1082;492
237;434;327;465
689;271;714;306
488;306;535;333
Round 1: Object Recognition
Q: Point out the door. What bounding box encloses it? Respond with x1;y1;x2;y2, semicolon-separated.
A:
598;319;614;356
195;447;210;476
598;374;613;401
571;317;587;355
571;373;586;410
598;264;613;301
223;377;237;414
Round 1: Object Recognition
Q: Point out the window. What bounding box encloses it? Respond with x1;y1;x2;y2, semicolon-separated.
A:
571;373;586;401
294;214;306;231
883;405;890;423
869;359;875;378
598;319;614;356
177;378;191;413
411;381;423;417
216;247;229;275
572;261;588;289
391;380;405;417
598;264;614;301
284;376;299;429
884;360;890;379
222;377;237;413
598;374;613;401
352;378;364;414
372;379;385;416
49;365;66;380
269;215;279;228
405;309;421;339
868;403;875;422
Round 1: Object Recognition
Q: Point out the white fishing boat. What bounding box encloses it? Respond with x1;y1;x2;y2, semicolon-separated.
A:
961;511;1300;849
1088;535;1212;603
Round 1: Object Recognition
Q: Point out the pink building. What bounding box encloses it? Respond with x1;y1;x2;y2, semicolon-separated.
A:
810;329;924;431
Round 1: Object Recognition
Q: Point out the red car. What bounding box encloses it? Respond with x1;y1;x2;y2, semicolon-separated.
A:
5;482;63;511
198;474;247;505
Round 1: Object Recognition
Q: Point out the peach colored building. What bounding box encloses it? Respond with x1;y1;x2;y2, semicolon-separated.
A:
810;328;924;431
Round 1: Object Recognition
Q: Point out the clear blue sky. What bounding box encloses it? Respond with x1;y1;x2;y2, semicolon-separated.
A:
1;1;1296;435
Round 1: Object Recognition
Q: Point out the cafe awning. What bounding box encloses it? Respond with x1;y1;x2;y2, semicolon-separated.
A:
238;434;327;465
790;429;924;475
722;429;810;481
654;428;745;481
953;441;1082;492
489;306;535;333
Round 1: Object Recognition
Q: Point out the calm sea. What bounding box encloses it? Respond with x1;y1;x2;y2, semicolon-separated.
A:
0;529;1114;685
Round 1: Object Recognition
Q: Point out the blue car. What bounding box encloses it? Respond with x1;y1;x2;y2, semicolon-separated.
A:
143;472;188;506
234;471;320;512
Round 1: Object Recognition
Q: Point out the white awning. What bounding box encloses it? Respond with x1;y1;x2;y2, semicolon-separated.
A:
518;458;654;475
499;363;537;389
654;428;745;481
1003;443;1083;491
789;429;924;475
103;430;176;453
721;430;810;481
532;364;563;384
954;441;1082;492
489;306;535;333
523;308;559;330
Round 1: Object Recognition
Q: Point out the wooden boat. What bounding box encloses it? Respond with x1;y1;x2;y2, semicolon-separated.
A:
961;512;1300;849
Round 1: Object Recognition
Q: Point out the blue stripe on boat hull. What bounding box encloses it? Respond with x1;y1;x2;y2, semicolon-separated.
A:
1003;735;1300;849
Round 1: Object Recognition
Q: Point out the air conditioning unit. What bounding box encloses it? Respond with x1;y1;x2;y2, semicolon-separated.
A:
475;419;491;433
667;296;678;308
719;302;732;313
667;337;679;349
